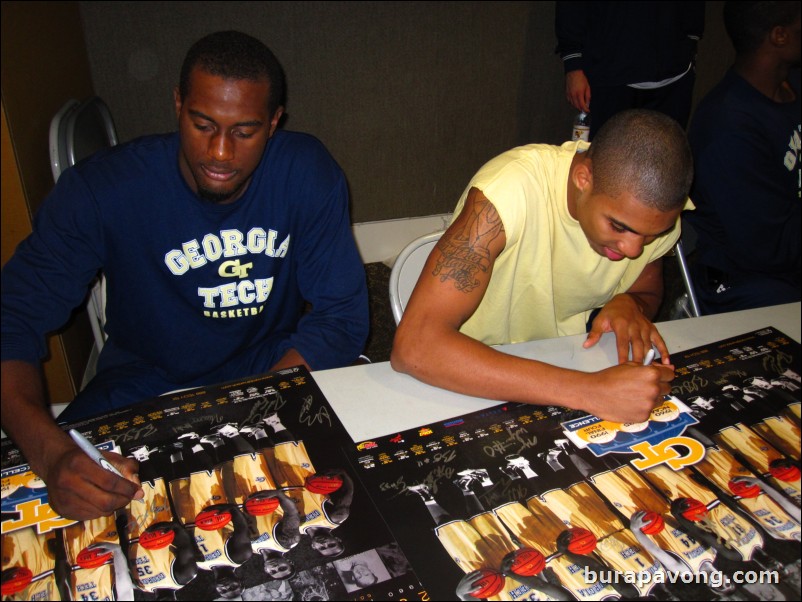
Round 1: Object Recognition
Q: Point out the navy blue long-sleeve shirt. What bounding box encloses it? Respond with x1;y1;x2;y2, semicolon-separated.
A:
2;130;368;414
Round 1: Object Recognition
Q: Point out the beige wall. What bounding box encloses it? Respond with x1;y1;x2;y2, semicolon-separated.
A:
79;1;734;224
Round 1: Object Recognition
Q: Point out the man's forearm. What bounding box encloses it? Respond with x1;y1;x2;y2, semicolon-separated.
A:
392;326;590;411
1;360;74;478
393;318;673;423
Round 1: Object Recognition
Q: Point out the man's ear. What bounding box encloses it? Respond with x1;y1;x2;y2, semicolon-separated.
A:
173;86;183;119
268;106;285;137
770;22;798;48
572;157;593;194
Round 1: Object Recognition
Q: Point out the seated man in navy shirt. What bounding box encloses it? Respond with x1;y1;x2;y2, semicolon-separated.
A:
1;31;368;521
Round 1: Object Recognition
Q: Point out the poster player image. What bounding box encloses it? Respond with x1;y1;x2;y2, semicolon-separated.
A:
258;549;295;582
588;464;718;577
689;433;801;541
256;413;355;543
641;463;765;563
167;435;253;599
504;424;664;599
119;445;173;543
530;429;719;582
219;426;303;591
741;376;802;413
750;414;802;463
220;422;305;586
115;444;199;596
211;423;303;556
713;424;801;506
492;499;620;600
479;446;622;600
407;481;572;601
128;521;198;596
535;480;663;598
191;503;252;599
61;516;134;601
1;527;63;601
721;376;802;461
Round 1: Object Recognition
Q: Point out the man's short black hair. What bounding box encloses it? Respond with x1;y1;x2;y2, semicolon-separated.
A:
179;30;286;115
724;1;801;55
587;109;693;212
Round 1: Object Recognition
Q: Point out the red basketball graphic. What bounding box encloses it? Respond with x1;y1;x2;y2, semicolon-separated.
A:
639;511;666;535
195;508;232;531
305;473;344;495
769;461;800;483
678;497;708;522
1;567;33;596
139;527;175;550
509;547;546;576
76;546;113;569
469;568;505;599
565;527;597;555
245;495;281;516
727;478;761;498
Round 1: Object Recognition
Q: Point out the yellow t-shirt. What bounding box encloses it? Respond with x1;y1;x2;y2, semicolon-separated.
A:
451;141;683;344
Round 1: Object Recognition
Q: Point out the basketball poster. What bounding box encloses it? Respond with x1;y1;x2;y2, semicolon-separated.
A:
349;327;801;601
1;366;425;601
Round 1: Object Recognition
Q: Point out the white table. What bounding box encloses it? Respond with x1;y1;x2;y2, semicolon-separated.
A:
315;302;801;443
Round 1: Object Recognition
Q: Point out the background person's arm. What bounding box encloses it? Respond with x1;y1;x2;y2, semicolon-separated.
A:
565;70;591;114
391;188;672;423
1;359;141;520
555;1;592;112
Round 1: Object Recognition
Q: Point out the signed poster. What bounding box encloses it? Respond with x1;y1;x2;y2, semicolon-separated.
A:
1;366;425;601
349;327;801;601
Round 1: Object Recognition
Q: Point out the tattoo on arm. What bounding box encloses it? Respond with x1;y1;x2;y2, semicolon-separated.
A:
433;198;503;293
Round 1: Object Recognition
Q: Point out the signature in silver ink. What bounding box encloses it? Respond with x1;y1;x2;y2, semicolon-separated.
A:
671;373;709;396
482;479;530;509
243;392;288;424
379;475;410;498
763;350;793;376
108;423;159;445
122;494;171;535
299;395;332;427
415;449;458;467
714;370;748;387
421;464;456;495
483;428;538;458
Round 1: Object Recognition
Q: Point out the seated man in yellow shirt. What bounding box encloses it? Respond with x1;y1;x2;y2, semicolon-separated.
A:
392;109;691;424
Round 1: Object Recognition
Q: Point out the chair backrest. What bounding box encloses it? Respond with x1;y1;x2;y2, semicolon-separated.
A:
49;99;80;183
49;97;118;355
50;97;118;183
389;231;443;325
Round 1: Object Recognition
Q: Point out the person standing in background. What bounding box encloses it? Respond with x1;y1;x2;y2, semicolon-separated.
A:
555;1;705;139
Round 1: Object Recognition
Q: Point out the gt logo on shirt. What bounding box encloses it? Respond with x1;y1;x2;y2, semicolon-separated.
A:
219;260;253;279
